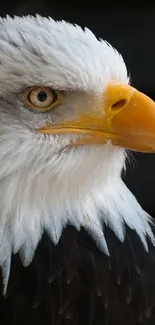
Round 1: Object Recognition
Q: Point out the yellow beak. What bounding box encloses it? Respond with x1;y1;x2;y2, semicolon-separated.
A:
38;82;155;152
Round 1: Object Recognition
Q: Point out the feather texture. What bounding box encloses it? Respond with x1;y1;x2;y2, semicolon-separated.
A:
0;15;154;325
1;225;155;325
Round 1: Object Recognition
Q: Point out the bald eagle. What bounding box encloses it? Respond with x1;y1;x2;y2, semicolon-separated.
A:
0;14;155;325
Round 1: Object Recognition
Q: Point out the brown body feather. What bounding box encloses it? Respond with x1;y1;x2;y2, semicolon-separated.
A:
0;224;155;325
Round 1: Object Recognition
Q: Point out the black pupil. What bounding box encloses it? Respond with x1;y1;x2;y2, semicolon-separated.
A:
37;91;47;102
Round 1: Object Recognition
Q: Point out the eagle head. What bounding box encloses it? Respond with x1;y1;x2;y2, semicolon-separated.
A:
0;15;155;291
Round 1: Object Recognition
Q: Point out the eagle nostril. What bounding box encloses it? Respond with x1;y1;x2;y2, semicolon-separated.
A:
111;99;127;110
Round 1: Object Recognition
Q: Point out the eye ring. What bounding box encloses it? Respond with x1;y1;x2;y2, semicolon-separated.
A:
24;86;61;112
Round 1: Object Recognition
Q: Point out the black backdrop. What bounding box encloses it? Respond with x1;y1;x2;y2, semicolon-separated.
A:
1;2;155;215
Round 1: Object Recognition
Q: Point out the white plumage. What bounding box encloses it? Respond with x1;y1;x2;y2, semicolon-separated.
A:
0;15;154;295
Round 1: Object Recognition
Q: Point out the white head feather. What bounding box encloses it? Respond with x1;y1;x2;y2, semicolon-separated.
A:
0;15;154;293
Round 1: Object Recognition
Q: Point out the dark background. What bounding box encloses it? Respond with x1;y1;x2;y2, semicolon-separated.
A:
1;2;155;215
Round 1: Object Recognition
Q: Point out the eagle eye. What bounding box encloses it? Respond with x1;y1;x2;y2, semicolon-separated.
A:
24;87;61;112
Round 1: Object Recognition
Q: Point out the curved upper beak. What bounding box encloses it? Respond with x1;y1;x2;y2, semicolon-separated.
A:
38;81;155;153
